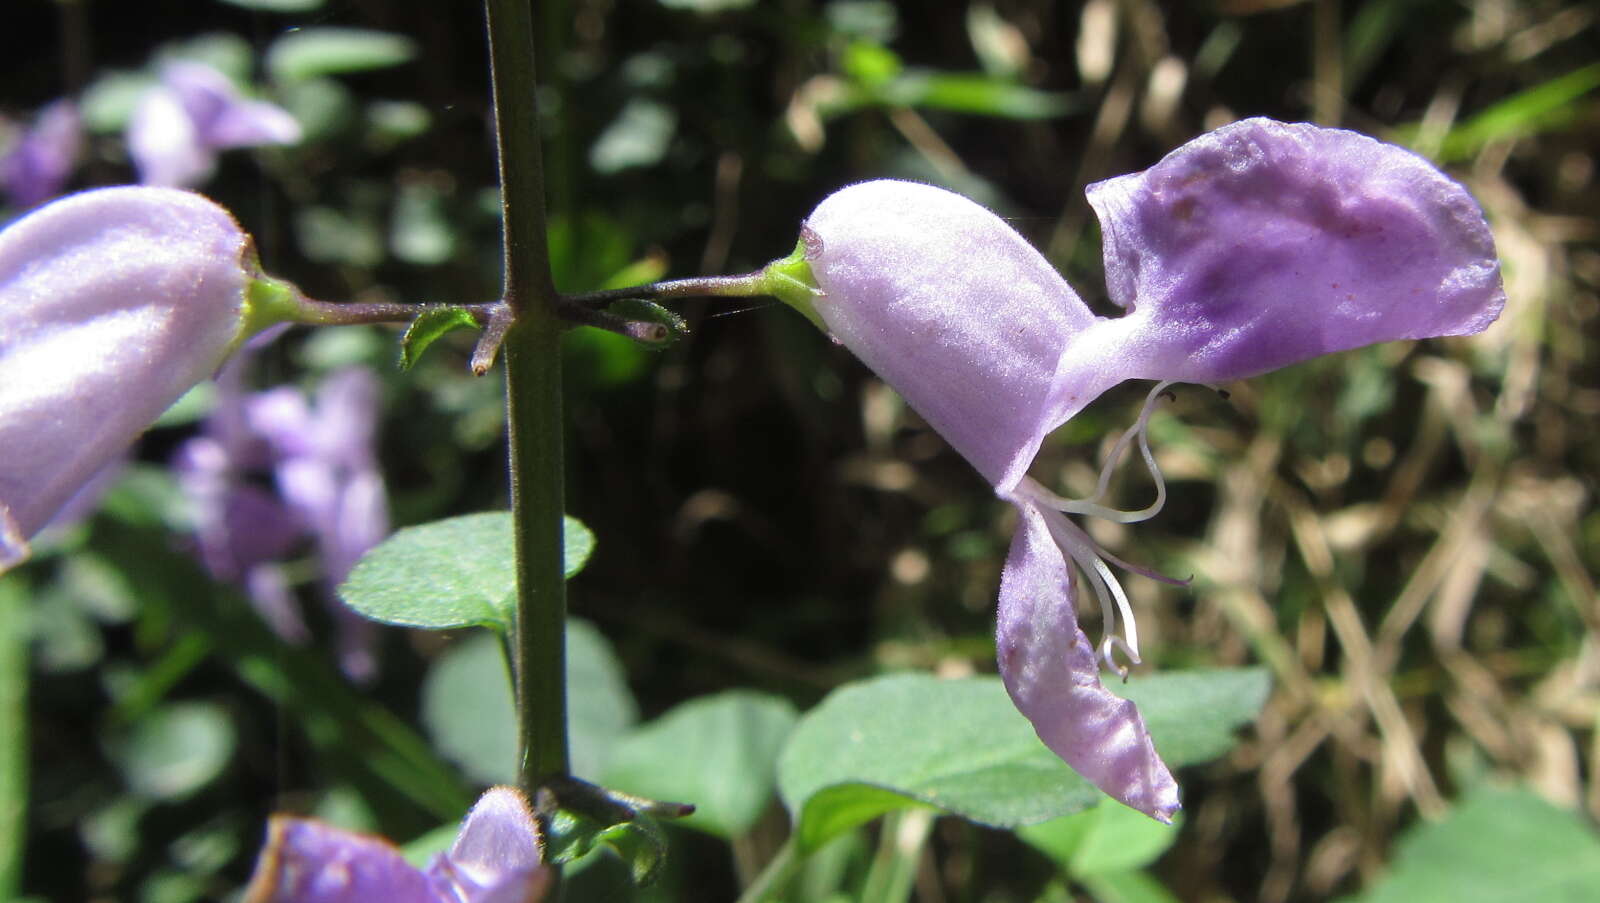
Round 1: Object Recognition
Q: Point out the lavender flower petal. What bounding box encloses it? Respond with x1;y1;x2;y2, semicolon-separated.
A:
0;187;251;571
804;179;1112;493
162;61;302;149
1085;117;1506;383
243;817;438;903
425;786;549;902
995;495;1180;822
129;62;301;188
2;100;81;209
128;87;212;187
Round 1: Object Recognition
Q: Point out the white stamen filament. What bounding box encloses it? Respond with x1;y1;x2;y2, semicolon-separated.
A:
1037;380;1175;524
1019;380;1183;680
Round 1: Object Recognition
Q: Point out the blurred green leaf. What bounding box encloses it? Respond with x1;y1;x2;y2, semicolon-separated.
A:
590;99;676;173
390;181;457;265
109;701;234;800
1342;786;1600;903
603;691;798;838
421;621;637;783
401;308;479;371
93;519;471;822
879;71;1074;118
267;27;417;84
778;669;1268;852
1019;803;1181;877
340;512;594;630
79;70;156;133
843;42;903;88
1408;63;1600;162
163;33;254;84
279;77;356;141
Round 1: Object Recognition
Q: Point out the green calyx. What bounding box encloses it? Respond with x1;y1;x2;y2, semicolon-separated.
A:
760;238;825;332
239;272;304;343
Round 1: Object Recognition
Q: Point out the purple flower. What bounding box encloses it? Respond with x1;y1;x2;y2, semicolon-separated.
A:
796;118;1506;821
1;100;82;209
129;61;301;188
1;186;256;573
244;786;551;903
175;365;391;680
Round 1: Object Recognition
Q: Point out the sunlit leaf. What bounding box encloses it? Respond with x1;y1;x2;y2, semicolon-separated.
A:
340;512;595;630
1343;786;1600;903
267;27;417;83
401;308;479;371
778;670;1269;852
109;702;234;800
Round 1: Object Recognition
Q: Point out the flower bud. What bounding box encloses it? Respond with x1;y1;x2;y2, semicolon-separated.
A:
1;186;255;571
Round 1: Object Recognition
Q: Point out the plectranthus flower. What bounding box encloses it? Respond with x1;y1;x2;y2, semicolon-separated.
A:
786;118;1505;821
0;186;264;573
1;100;82;209
129;61;301;188
244;786;551;903
177;364;392;680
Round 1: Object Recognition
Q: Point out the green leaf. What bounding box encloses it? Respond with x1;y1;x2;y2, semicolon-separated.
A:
603;691;798;838
546;805;668;886
1019;803;1181;877
589;99;676;173
339;512;595;630
1343;786;1600;903
401;308;479;371
605;298;690;348
421;621;637;784
777;669;1268;852
267;27;417;84
1409;63;1600;162
108;702;234;800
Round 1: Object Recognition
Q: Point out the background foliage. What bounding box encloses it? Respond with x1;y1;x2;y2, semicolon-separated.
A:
3;0;1597;900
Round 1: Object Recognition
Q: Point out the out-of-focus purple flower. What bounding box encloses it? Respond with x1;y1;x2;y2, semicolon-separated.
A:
129;61;301;188
793;118;1506;821
175;365;390;680
244;786;552;903
1;186;255;573
1;100;82;209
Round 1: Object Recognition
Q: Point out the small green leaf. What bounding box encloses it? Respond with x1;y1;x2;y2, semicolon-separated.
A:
401;308;479;370
340;512;595;630
606;298;690;348
109;702;235;800
267;27;417;84
1343;786;1600;903
603;691;798;838
589;99;676;173
777;669;1268;852
545;794;668;886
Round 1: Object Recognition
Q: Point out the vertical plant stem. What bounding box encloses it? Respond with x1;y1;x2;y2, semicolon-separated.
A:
0;576;28;899
485;0;569;792
859;810;936;903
